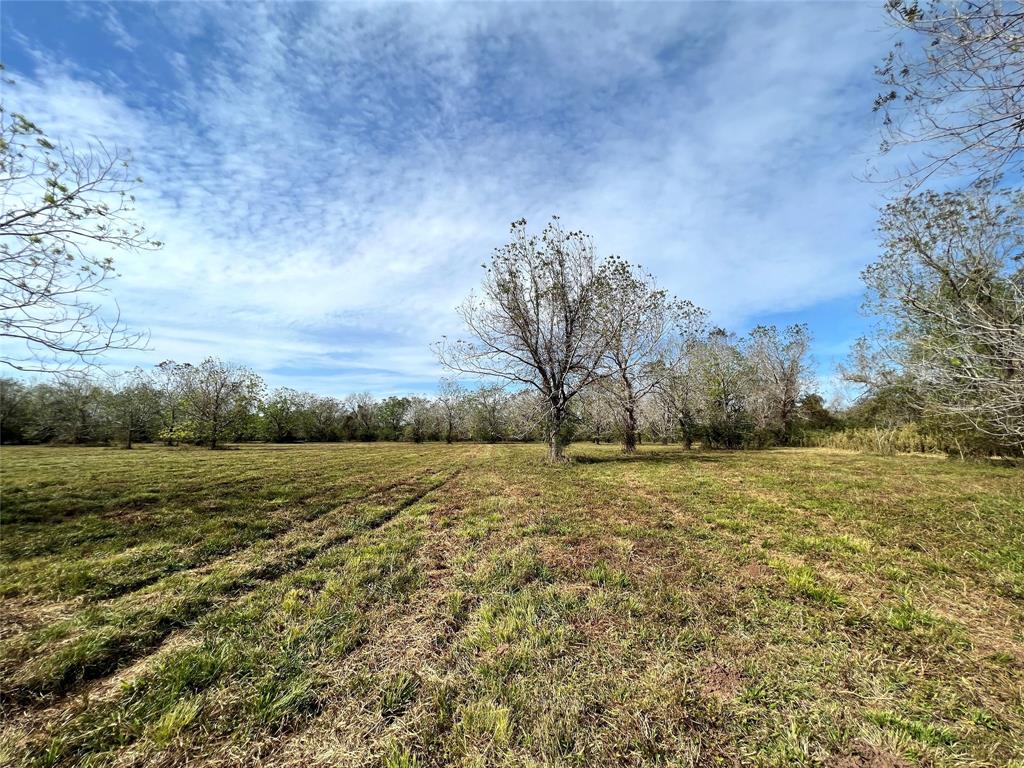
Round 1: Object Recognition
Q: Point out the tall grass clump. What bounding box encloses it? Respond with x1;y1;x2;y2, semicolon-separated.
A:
797;425;946;456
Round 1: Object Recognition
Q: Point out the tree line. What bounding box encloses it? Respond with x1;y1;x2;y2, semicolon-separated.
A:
0;366;522;448
436;207;1022;460
0;325;836;451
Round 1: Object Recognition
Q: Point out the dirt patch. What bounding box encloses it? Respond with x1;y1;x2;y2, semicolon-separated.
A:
828;741;910;768
738;563;772;584
573;611;620;640
701;663;743;700
0;597;81;642
537;536;609;575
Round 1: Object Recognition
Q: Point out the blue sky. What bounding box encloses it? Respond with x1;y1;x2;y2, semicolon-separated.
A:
2;1;894;397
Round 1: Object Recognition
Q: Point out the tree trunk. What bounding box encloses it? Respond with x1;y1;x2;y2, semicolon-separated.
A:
547;401;568;462
622;402;638;453
548;429;565;461
165;407;177;446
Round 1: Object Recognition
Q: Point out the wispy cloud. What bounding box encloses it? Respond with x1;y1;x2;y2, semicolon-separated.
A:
2;1;892;395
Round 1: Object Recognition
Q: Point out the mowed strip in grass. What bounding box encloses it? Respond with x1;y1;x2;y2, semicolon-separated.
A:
0;444;1021;767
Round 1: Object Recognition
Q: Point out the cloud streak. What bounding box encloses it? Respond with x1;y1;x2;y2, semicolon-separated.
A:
2;1;892;395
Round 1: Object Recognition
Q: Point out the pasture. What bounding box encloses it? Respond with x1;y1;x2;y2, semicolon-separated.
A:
0;443;1021;767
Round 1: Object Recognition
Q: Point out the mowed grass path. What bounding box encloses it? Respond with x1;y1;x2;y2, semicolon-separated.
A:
0;444;1021;767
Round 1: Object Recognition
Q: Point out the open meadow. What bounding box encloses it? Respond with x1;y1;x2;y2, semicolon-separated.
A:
0;443;1022;768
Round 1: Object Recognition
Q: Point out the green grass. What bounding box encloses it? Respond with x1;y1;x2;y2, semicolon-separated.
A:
0;443;1021;767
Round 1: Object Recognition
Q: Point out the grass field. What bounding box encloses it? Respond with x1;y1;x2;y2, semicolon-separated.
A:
0;443;1021;768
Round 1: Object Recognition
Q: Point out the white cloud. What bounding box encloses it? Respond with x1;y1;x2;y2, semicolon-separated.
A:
3;2;893;395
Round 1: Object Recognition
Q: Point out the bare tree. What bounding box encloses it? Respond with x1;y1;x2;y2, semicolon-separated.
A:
466;384;510;443
876;0;1024;185
436;377;468;443
575;387;618;444
839;337;901;393
745;324;813;438
504;388;548;442
403;396;437;442
650;331;706;449
863;182;1024;450
689;328;753;449
638;389;677;445
0;86;159;373
436;217;608;461
596;255;702;452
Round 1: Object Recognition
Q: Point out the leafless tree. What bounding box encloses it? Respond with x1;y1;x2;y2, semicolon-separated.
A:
876;0;1024;185
436;217;608;461
864;182;1024;450
745;324;813;437
404;396;436;442
0;87;159;374
503;388;549;442
646;309;711;449
466;384;511;443
596;255;702;452
575;387;619;444
436;377;468;443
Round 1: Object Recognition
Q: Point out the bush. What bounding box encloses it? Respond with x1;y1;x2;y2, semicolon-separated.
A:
743;427;786;450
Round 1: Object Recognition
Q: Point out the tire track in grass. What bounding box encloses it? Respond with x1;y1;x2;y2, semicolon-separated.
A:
0;464;445;646
78;464;450;603
7;467;468;768
0;469;462;709
189;464;477;768
262;477;481;766
1;452;444;601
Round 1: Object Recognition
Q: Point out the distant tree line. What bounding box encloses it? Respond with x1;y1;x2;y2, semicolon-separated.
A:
0;335;838;451
4;192;1017;459
0;365;544;448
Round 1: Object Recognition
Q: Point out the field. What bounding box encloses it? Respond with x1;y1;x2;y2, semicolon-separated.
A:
0;444;1021;768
